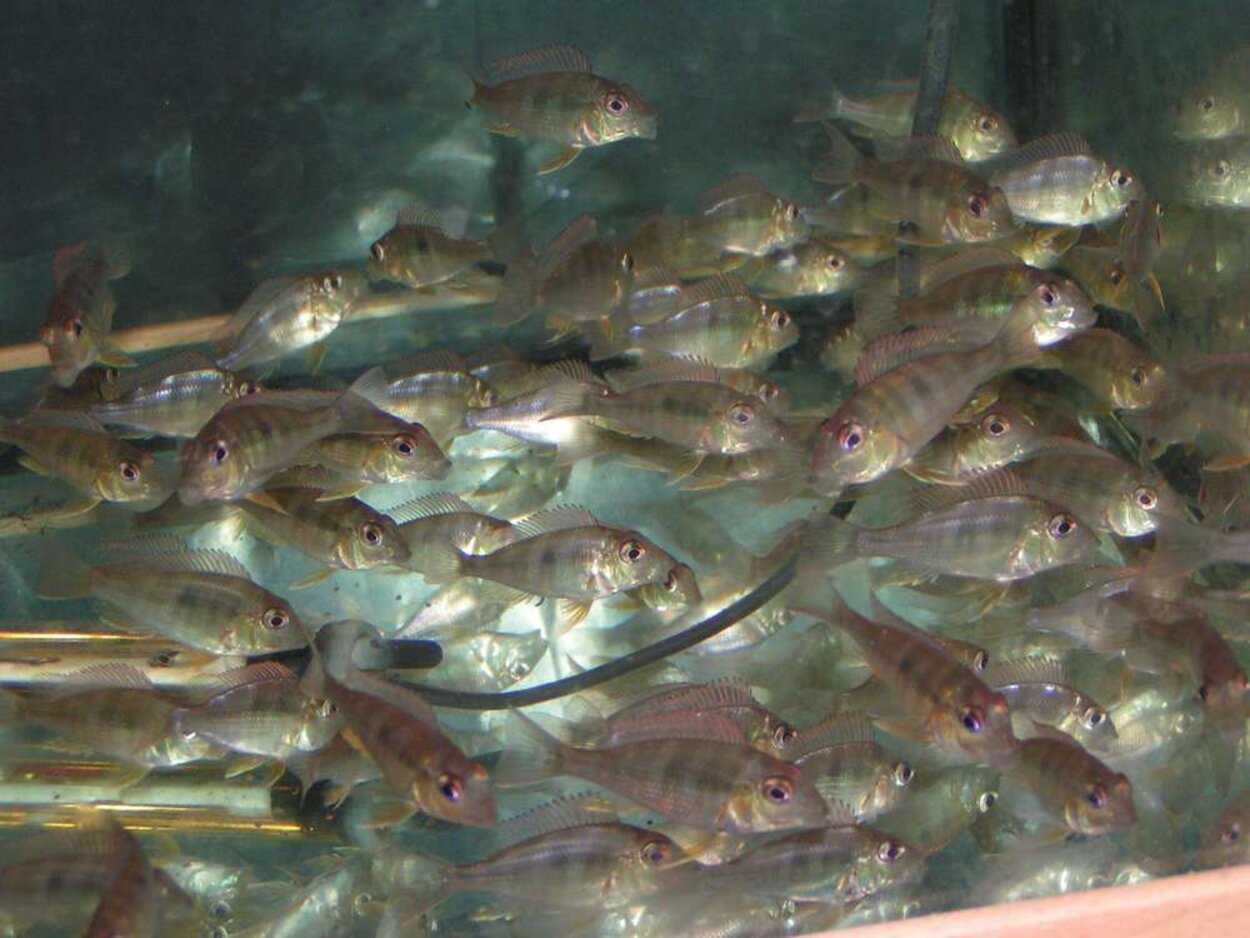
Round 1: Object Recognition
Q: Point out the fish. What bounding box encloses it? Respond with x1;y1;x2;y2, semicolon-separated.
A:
904;401;1044;484
178;374;389;504
0;411;170;511
814;125;1014;245
40;240;134;388
735;238;862;298
875;764;1001;852
36;547;306;655
1039;327;1166;412
174;662;342;762
797;601;1018;765
495;214;636;333
988;658;1117;751
468;44;658;174
231;485;411;580
1005;729;1136;836
416;629;549;692
1173;47;1250;140
808;308;1053;495
1199;789;1250;868
789;713;917;822
422;504;686;630
590;273;798;370
88;351;261;438
374;813;691;912
355;353;500;445
308;619;495;826
215;271;366;372
998;223;1081;269
367;204;496;290
684;175;809;257
289;421;451;494
499;710;831;833
1131;354;1250;466
1058;245;1161;330
388;492;515;577
1176;136;1250;208
797;82;1017;162
986;132;1142;226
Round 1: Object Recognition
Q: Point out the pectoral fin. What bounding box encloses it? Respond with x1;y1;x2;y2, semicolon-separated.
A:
537;146;582;175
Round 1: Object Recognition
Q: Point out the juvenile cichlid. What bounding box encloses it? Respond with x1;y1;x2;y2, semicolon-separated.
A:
1176;137;1250;208
367;204;495;289
1040;327;1166;412
905;402;1044;484
469;45;657;175
500;710;831;834
0;411;170;510
736;238;862;298
388;492;514;577
88;350;261;438
986;132;1142;226
1006;730;1136;836
814;125;1014;245
988;658;1117;751
797;82;1017;163
215;270;366;372
37;548;306;655
40;240;133;388
292;421;451;493
417;629;548;693
684;175;809;257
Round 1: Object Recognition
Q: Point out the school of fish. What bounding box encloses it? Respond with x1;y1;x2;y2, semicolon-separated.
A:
8;33;1250;938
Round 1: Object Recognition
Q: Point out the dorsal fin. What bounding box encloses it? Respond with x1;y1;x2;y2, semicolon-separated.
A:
212;661;297;690
678;272;754;307
918;247;1026;292
991;131;1092;174
495;793;618;844
604;708;749;746
988;657;1068;689
512;505;600;539
607;358;723;392
535;215;600;279
108;351;221;399
854;326;970;386
142;549;254;580
905;468;1033;515
615;678;757;718
218;388;339;413
23;409;110;434
51;662;158;693
388;493;477;524
220;277;300;337
696;175;771;213
1018;436;1118;461
389;349;469;376
394;203;470;238
540;358;597;385
791;713;877;759
487;45;592;82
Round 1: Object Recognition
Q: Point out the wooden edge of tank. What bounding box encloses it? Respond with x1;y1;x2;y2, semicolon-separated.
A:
822;864;1245;938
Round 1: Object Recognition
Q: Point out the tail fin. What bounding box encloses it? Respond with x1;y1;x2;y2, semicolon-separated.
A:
812;123;863;186
495;711;566;786
36;546;95;600
794;85;850;124
797;516;860;576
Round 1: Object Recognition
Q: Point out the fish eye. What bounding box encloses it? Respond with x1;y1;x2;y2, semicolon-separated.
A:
210;439;230;464
770;308;792;329
1108;266;1126;286
317;699;338;718
784;202;800;222
118;460;141;482
262;607;290;630
837;421;866;453
980;412;1009;437
728;402;756;426
1084;706;1107;728
978;791;998;812
150;649;179;667
370;242;385;262
877;840;906;863
619;539;646;563
1202;95;1217;112
1110;169;1133;188
391;434;417;457
240;380;260;396
1047;513;1077;539
209;899;232;920
772;723;798;749
960;706;984;734
967;194;987;218
1223;822;1242;844
1134;485;1158;510
640;838;672;865
894;762;914;786
437;772;463;802
507;657;533;680
1129;366;1148;386
1087;785;1108;810
1198;682;1211;702
825;253;845;271
1213;160;1231;179
1037;283;1059;306
67;318;85;338
325;274;343;291
973;650;990;672
761;776;795;803
979;115;998;132
361;522;384;546
605;92;629;115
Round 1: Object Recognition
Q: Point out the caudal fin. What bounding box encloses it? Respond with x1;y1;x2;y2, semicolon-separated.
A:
796;515;860;576
495;711;566;786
